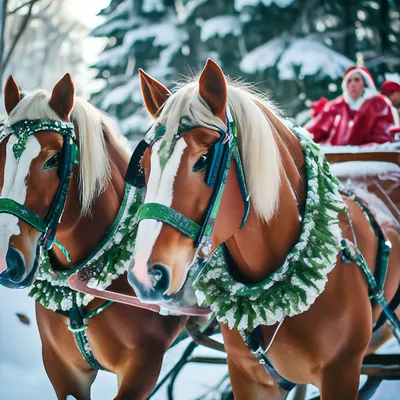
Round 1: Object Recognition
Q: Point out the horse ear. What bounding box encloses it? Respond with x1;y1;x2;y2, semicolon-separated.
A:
139;68;171;118
199;59;227;118
4;75;21;115
49;73;75;120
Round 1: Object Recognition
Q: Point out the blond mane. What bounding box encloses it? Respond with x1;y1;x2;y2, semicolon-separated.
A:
6;90;128;215
156;80;285;222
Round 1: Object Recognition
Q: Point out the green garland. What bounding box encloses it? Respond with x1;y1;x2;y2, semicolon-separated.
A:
192;123;346;331
28;121;346;333
29;185;143;311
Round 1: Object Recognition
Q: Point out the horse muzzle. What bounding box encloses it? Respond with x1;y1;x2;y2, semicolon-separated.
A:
128;262;172;304
0;245;38;288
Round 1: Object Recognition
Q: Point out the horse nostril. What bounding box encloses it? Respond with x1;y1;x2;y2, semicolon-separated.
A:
151;264;171;294
5;246;25;280
153;269;162;281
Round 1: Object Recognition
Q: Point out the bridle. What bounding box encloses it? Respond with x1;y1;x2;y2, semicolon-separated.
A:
127;106;250;262
0;119;78;287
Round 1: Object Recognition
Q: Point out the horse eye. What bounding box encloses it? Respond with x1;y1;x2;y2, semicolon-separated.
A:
193;153;208;172
43;153;60;170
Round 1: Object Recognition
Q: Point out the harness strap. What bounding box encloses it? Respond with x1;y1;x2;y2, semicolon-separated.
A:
125;138;149;188
56;301;114;370
374;286;400;332
341;238;400;343
233;146;250;228
340;190;398;334
340;190;392;291
239;327;296;392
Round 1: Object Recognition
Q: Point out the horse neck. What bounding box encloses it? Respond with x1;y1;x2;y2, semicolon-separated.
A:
51;139;129;269
225;126;306;284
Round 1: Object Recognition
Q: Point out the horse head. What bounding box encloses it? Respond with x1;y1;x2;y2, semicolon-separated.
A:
0;72;116;289
128;59;283;307
0;74;76;288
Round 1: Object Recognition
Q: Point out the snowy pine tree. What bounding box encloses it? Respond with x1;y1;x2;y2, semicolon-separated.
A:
92;0;184;140
91;0;400;133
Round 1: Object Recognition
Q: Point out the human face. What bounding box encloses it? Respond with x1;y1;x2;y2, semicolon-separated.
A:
346;73;365;100
388;91;400;108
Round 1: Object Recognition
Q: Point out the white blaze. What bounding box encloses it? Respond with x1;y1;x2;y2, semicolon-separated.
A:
0;135;41;269
132;138;187;287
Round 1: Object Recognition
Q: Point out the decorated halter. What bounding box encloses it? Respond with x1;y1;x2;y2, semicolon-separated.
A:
129;106;250;259
0;119;77;251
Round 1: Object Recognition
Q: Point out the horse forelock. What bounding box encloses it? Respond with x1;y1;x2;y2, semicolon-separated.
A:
155;79;283;222
4;90;126;216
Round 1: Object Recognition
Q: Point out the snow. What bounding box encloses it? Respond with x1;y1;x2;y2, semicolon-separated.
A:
101;77;141;109
0;285;399;399
124;22;182;50
277;39;353;80
0;287;117;399
102;0;133;23
241;37;352;80
96;21;182;71
100;65;172;110
158;42;182;69
240;35;287;74
320;142;400;153
182;0;208;22
330;161;400;177
96;45;128;69
92;16;144;37
385;72;400;83
119;112;153;137
235;0;295;11
201;15;242;42
142;0;166;13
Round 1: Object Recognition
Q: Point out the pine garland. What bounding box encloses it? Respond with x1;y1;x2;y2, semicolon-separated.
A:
28;185;143;311
192;124;346;331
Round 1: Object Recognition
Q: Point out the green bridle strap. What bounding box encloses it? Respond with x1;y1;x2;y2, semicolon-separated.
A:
195;136;235;249
0;198;47;232
135;203;201;241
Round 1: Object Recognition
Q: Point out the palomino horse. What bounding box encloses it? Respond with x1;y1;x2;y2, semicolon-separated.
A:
127;59;400;399
0;75;190;400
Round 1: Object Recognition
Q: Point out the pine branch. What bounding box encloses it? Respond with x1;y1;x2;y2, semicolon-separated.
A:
7;0;38;15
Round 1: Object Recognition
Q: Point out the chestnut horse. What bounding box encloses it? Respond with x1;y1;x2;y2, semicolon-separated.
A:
127;59;400;399
0;75;190;400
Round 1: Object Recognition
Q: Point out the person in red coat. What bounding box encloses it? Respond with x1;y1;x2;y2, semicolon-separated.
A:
381;80;400;128
305;66;395;145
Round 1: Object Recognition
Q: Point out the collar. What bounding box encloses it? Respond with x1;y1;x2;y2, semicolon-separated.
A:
343;88;377;111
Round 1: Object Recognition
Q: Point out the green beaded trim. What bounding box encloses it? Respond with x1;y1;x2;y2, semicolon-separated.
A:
4;119;75;159
28;184;143;311
192;123;346;331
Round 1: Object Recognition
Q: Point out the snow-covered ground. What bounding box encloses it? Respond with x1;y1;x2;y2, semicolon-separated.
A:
0;286;399;399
